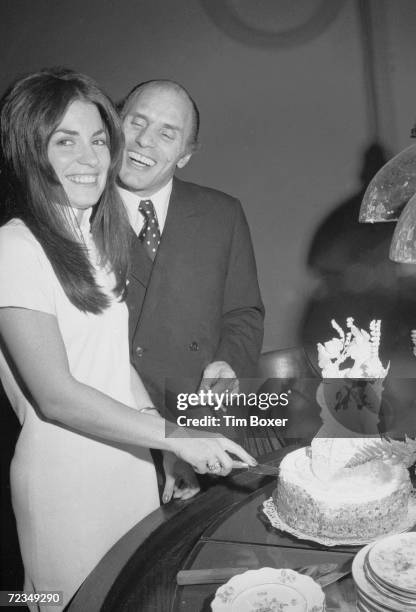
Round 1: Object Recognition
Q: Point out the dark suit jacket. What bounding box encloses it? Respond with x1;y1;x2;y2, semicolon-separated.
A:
126;177;264;411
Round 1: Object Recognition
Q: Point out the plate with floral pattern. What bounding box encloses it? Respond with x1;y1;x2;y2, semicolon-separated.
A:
367;532;416;594
210;567;325;611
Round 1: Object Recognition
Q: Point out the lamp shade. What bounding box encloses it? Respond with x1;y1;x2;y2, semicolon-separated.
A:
389;193;416;262
359;144;416;223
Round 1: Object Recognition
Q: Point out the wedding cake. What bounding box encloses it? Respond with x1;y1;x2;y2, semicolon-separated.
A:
273;318;415;541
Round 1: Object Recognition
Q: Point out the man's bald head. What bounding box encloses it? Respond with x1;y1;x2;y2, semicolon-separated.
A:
120;79;200;149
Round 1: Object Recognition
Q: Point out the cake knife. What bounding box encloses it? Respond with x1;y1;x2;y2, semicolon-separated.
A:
232;461;279;475
176;559;353;586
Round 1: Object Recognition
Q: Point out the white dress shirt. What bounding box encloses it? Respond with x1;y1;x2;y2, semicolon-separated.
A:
118;180;173;236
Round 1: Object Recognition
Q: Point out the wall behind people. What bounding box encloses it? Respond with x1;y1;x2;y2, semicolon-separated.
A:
1;0;416;350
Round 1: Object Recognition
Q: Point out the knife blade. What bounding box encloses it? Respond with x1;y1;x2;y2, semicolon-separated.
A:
232;461;279;476
176;559;352;586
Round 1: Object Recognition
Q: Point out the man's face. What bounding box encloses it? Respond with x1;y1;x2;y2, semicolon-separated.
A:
119;85;193;196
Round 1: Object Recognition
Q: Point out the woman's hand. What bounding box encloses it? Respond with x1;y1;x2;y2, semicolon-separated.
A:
161;452;200;503
166;426;257;476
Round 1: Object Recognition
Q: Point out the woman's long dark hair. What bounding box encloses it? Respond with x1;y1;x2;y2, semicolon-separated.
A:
0;67;131;313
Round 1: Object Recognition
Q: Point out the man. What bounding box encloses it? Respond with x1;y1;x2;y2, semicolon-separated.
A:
118;79;264;419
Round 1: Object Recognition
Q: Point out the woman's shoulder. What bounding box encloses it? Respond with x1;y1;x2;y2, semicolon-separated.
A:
0;219;56;311
1;218;34;237
0;219;46;263
0;219;40;247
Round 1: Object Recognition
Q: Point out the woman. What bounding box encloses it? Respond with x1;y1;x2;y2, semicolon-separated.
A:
0;68;256;609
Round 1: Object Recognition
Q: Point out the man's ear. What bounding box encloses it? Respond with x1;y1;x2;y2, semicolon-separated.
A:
177;152;193;169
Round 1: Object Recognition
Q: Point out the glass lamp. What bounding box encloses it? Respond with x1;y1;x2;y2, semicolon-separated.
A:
389;193;416;263
359;144;416;223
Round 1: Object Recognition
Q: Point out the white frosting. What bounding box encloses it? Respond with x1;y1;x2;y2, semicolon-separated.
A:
280;447;407;505
311;437;375;479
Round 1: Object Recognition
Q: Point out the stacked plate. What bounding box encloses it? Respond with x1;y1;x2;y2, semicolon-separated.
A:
352;532;416;611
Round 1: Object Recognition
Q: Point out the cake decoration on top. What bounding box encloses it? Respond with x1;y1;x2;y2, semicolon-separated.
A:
345;435;416;469
317;317;389;379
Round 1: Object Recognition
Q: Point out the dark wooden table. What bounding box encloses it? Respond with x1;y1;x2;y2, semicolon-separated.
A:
67;446;360;612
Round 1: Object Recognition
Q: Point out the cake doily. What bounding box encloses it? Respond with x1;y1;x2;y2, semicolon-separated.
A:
262;489;416;547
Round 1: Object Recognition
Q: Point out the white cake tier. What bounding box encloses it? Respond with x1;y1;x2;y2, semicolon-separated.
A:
274;447;412;540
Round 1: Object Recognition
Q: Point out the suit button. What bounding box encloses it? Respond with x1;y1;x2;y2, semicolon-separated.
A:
135;346;144;357
189;341;199;352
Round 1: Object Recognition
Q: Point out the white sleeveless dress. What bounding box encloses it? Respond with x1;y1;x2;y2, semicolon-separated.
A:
0;219;159;610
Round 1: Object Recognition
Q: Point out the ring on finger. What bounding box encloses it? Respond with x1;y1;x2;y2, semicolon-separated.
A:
207;461;222;472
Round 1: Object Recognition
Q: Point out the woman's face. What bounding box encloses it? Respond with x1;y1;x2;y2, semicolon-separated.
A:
47;99;110;211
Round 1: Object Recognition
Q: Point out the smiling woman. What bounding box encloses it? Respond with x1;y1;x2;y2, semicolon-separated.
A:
0;67;129;313
0;68;151;609
0;68;255;611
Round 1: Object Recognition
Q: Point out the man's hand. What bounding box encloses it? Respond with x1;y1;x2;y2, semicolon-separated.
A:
162;451;200;503
198;361;240;401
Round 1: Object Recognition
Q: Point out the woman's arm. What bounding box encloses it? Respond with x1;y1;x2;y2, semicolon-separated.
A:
129;364;160;414
0;307;256;474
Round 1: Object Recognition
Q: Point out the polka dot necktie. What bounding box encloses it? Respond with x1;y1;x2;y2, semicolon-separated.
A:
138;199;161;261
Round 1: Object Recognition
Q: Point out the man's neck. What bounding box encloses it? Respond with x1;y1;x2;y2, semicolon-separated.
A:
116;178;174;200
